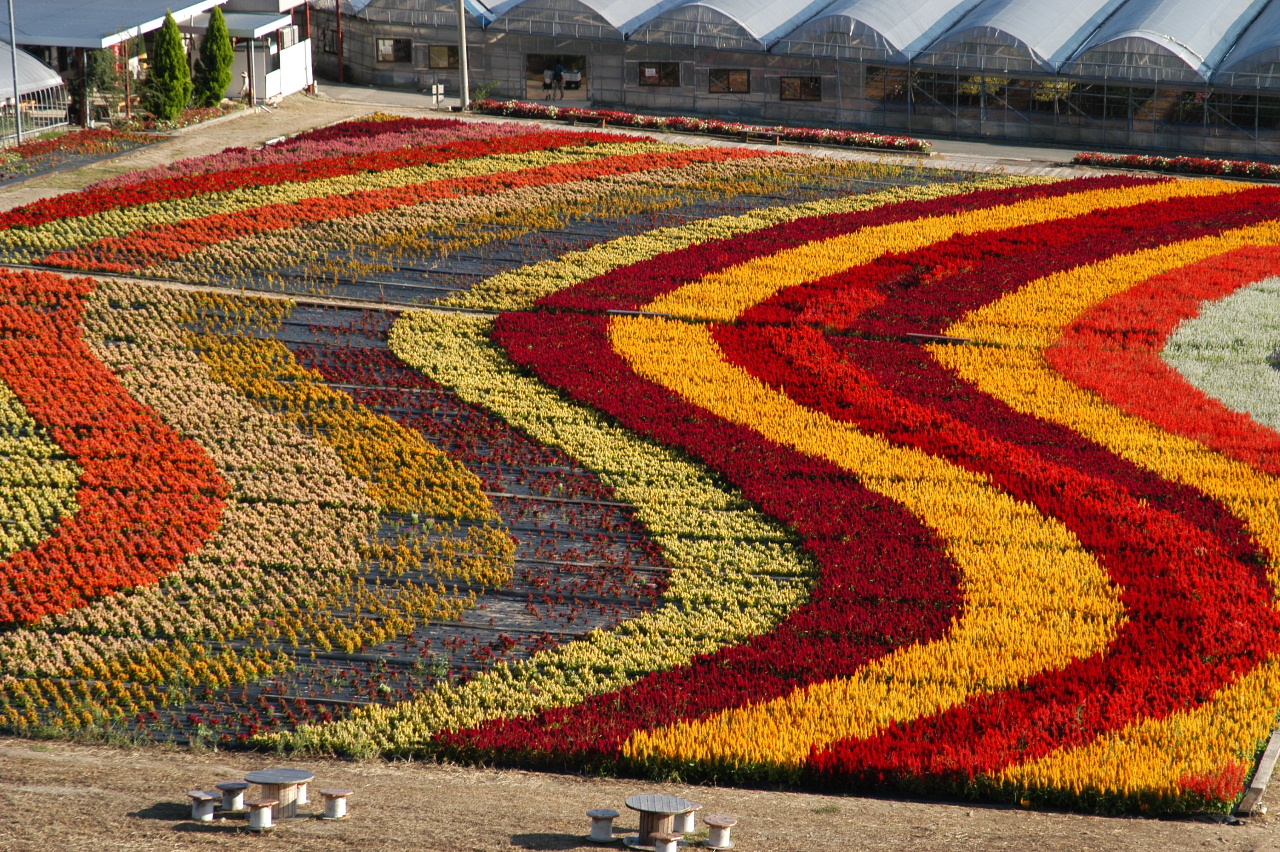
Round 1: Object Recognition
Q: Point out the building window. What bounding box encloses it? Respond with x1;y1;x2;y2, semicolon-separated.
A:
428;45;458;69
321;28;338;54
376;37;412;64
709;69;749;94
639;62;680;87
780;76;822;101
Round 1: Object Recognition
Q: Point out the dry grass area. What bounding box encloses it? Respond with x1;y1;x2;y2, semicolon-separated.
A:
2;737;1279;852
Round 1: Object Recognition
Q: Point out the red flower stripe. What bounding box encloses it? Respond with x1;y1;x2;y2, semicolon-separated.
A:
431;310;962;767
39;145;774;274
536;176;1158;313
712;322;1280;789
0;271;226;625
743;183;1280;333
728;187;1280;568
1;127;612;230
1050;244;1280;477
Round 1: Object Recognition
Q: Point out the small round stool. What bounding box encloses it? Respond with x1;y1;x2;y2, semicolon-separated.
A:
704;814;738;850
587;808;620;842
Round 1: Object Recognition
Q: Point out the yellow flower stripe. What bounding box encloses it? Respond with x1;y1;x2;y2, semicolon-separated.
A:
941;220;1280;573
646;179;1247;322
0;141;681;260
612;317;1123;770
265;310;818;757
936;221;1280;802
445;177;1038;312
191;322;497;522
154;155;834;288
0;379;80;559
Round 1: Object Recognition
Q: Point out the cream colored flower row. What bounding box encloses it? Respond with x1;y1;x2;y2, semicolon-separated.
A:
262;310;819;756
0;141;683;260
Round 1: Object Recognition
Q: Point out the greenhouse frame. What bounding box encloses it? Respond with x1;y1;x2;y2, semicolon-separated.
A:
312;0;1280;156
0;42;69;146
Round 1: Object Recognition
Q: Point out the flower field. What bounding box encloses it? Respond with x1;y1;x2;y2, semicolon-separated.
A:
1;113;1280;814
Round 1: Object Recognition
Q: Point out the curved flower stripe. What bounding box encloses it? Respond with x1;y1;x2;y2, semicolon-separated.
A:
754;184;1280;337
1163;274;1280;435
159;155;841;289
36;144;769;273
736;196;1280;564
6;132;640;262
444;176;1041;312
269;311;818;758
706;323;1280;803
918;224;1280;800
2;126;616;234
192;329;499;523
433;310;961;767
0;379;81;559
86;116;498;189
1050;248;1280;477
0;271;226;625
941;220;1280;576
645;179;1246;322
611;316;1121;770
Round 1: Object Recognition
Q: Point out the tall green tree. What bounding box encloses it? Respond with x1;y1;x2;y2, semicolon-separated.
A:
193;7;234;107
142;11;193;120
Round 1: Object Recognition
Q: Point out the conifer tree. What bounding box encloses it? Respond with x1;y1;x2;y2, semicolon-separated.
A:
193;7;234;107
143;11;193;120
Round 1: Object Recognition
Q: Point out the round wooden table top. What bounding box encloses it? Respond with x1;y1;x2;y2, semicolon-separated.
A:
245;768;315;785
625;794;697;815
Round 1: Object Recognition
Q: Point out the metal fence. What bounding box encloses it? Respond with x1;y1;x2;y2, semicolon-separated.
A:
0;83;70;148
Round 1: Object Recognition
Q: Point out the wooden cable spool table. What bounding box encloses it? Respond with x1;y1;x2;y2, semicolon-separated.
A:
244;768;315;819
624;794;698;850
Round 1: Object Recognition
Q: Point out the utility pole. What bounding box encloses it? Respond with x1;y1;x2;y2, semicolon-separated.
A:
456;0;469;109
335;0;343;83
7;0;21;143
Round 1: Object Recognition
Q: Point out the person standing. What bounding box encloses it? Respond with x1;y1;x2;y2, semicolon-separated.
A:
552;62;565;100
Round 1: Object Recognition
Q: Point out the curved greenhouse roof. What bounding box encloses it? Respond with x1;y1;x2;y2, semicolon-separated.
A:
1;43;64;98
486;0;656;36
627;0;839;50
1066;0;1269;82
332;0;1280;88
1217;0;1280;86
773;0;985;62
914;0;1129;73
315;0;493;26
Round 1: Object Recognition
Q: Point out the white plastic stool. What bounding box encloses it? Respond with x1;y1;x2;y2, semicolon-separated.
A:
704;814;737;850
674;802;701;833
186;790;217;823
297;781;309;806
215;780;250;812
587;808;620;842
320;788;354;820
247;799;278;832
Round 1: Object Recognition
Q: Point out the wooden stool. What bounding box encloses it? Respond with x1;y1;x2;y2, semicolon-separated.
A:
186;790;217;823
587;808;620;842
704;814;737;850
650;831;682;852
215;780;250;812
246;799;278;832
320;788;353;820
674;802;701;833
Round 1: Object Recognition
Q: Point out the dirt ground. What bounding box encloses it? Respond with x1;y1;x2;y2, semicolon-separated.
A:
0;90;1274;852
2;736;1279;852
